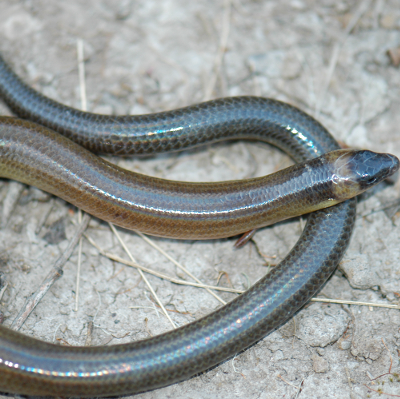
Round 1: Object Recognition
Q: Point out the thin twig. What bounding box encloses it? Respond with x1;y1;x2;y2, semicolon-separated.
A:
11;213;90;330
311;297;400;310
134;231;227;304
85;321;94;346
345;367;354;393
368;338;394;381
315;0;372;117
294;377;306;399
75;38;88;312
364;385;400;397
363;338;400;396
231;354;245;377
84;232;400;308
203;0;232;100
86;233;242;293
381;338;393;374
109;224;176;329
277;374;300;390
105;251;241;293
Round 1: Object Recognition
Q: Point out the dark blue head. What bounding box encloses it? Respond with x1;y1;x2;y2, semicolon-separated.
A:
345;150;399;190
328;149;399;201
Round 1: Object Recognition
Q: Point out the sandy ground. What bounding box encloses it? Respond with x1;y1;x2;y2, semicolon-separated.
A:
0;1;400;398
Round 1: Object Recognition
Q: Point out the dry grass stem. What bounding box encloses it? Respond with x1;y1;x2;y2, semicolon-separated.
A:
75;38;88;312
109;223;176;328
311;297;400;310
134;230;227;304
11;213;90;330
85;233;242;294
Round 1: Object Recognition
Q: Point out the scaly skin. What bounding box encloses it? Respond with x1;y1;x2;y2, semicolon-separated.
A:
0;54;398;397
0;118;397;239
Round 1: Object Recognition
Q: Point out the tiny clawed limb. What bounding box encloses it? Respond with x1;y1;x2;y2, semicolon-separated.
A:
234;229;257;248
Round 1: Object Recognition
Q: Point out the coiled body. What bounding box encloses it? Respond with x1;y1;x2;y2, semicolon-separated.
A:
1;117;394;240
0;54;353;157
0;54;397;397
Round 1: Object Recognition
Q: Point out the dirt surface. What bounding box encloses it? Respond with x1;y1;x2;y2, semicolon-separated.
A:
1;1;400;398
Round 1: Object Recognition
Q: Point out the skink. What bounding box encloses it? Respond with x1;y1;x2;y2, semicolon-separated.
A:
0;54;398;396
